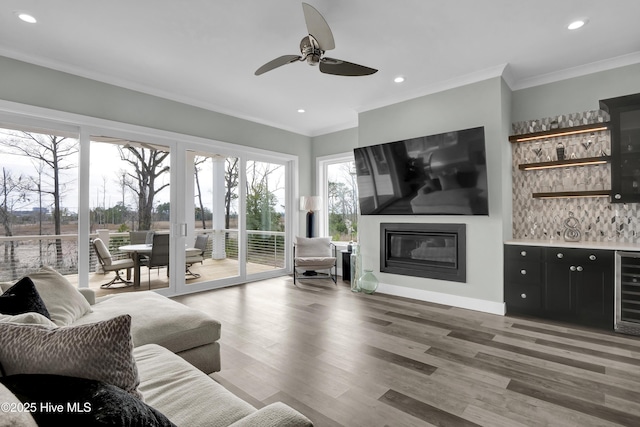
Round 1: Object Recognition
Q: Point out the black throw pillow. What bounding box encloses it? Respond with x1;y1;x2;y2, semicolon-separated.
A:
0;374;176;427
0;277;51;319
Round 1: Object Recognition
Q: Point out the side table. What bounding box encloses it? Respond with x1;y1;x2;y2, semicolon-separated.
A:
341;250;351;282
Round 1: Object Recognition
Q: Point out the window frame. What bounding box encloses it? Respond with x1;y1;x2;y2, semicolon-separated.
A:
316;152;357;243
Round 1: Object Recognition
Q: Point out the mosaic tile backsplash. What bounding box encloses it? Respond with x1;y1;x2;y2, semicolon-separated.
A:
512;110;640;243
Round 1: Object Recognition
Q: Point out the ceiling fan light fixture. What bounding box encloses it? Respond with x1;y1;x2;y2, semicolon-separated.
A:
16;12;37;23
567;19;587;30
394;76;405;83
297;109;306;113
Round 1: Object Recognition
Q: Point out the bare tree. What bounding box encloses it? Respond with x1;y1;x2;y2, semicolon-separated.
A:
224;158;239;229
0;168;28;279
118;146;169;231
194;156;208;230
1;132;78;268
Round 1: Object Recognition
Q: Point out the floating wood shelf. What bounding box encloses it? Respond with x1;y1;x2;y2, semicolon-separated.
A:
519;156;610;171
532;190;610;199
509;122;610;143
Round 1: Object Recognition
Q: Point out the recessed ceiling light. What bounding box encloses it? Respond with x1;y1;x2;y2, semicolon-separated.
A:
394;76;405;83
297;109;305;113
567;20;586;30
17;13;37;24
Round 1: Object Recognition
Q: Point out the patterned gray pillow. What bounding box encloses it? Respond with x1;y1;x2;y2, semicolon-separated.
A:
0;314;140;398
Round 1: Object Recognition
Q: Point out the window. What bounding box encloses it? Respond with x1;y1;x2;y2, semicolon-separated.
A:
0;124;79;281
317;153;358;242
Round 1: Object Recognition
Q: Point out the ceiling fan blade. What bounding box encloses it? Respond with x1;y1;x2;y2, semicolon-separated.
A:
255;55;301;76
319;58;377;76
302;3;335;51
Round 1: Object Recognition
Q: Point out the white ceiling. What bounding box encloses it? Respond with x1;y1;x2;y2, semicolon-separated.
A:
1;1;639;137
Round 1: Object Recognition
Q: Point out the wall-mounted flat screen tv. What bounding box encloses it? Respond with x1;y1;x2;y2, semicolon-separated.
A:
354;126;489;215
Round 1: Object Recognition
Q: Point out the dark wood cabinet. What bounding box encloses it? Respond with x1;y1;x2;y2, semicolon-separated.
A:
505;245;614;330
600;93;640;203
504;245;543;313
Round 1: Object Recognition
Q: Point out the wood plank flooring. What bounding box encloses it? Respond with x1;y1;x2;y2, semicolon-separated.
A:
173;277;640;427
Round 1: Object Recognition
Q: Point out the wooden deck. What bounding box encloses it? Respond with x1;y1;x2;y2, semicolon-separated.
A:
66;258;280;298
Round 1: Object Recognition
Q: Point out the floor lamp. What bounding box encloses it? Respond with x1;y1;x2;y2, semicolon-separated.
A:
304;196;322;238
302;196;322;276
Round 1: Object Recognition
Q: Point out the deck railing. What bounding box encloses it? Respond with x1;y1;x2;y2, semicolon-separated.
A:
0;229;286;282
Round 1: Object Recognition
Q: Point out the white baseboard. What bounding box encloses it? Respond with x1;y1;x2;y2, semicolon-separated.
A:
376;282;506;316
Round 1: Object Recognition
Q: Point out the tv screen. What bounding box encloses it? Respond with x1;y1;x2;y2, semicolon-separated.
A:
354;126;489;215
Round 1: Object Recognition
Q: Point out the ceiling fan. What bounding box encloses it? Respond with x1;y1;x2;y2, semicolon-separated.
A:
254;3;377;77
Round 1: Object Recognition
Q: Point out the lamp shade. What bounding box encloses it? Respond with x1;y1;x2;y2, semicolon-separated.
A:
303;196;322;211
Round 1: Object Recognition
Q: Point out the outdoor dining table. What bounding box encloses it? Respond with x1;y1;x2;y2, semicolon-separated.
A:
118;244;201;287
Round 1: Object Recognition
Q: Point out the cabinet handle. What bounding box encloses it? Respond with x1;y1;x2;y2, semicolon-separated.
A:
570;265;576;271
520;293;527;299
520;269;527;275
615;194;622;200
557;253;564;259
589;254;596;261
520;250;527;256
577;266;583;272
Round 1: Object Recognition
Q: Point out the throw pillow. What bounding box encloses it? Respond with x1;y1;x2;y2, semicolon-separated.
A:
0;314;140;398
0;276;51;319
27;266;92;326
0;312;57;327
1;374;175;427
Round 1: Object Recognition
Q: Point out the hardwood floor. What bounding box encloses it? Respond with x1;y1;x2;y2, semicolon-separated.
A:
173;276;640;427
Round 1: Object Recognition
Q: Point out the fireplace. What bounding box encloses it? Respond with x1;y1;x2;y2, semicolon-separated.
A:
380;223;466;283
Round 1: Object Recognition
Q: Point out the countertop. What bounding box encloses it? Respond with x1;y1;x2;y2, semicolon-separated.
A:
505;239;640;251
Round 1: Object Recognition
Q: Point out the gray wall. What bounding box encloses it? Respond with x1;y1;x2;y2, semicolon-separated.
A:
356;77;509;304
0;55;313;236
512;62;640;123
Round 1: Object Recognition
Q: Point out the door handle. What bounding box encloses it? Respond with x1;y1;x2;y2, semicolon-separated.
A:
570;266;576;271
577;266;583;272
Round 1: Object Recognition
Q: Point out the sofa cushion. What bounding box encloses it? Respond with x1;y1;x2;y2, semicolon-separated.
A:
227;402;313;427
294;256;336;268
0;381;39;427
1;374;175;427
134;344;255;427
75;291;220;354
0;314;140;398
27;266;92;326
0;276;51;319
0;311;57;327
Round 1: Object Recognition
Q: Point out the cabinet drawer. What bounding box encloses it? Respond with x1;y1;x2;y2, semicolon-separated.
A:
506;260;542;285
505;245;542;261
545;248;613;265
506;284;541;311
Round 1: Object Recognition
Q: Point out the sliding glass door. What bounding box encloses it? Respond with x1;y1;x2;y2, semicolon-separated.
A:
179;151;291;292
88;136;172;293
245;159;287;277
1;107;296;297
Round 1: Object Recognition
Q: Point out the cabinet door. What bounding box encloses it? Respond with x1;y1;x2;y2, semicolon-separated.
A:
544;262;574;314
575;263;614;328
600;94;640;203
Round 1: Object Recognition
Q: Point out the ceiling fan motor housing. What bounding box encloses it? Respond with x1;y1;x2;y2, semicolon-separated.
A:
300;35;322;66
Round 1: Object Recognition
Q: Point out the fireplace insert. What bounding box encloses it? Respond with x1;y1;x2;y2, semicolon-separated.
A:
380;223;466;282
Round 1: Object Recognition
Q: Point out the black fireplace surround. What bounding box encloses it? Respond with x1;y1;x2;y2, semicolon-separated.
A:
380;223;466;283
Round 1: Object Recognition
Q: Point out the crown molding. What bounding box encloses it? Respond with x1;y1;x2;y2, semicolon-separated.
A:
511;51;640;91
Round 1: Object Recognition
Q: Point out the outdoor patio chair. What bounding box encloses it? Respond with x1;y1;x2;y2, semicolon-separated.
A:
185;234;209;279
92;237;135;289
142;233;170;289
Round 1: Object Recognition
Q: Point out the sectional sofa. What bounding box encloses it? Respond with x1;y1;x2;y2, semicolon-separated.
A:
0;267;313;426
